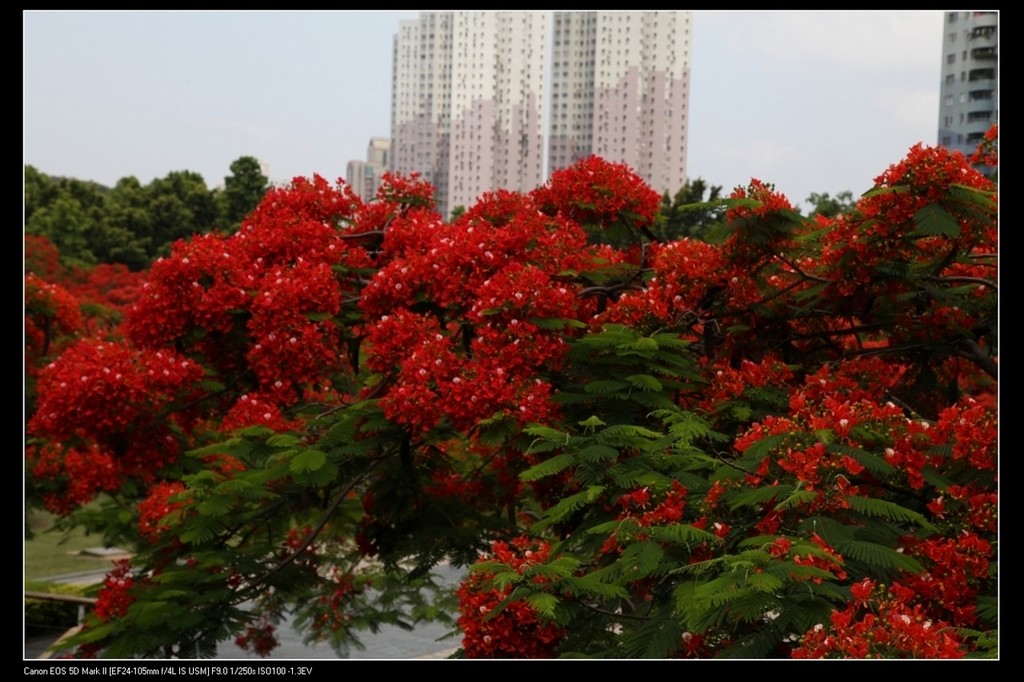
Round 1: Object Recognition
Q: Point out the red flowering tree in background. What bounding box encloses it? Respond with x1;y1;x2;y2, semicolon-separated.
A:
25;133;997;659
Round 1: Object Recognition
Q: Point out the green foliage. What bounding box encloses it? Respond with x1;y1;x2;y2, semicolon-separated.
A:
217;156;269;231
25;157;267;269
655;177;725;241
805;190;855;218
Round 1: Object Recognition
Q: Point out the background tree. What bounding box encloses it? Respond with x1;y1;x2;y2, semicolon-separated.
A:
217;156;270;231
26;195;101;267
143;170;220;252
449;205;466;222
655;177;725;241
25;165;60;225
805;190;855;218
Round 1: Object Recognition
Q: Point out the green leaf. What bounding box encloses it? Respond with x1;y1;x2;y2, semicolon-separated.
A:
533;486;606;531
694;575;748;609
742;433;786;459
520;452;577;482
317;418;358;449
773;490;817;511
290;449;327;474
913;203;961;238
292;461;338;487
524;425;568;442
624;337;660;352
266;434;301;448
490;571;523;590
626;374;663;391
524;592;559;618
577;444;619;463
845;495;936;531
561;574;628;600
828;444;897;478
528;556;581;579
179;521;217;545
836;540;924;573
946;183;997;211
186;438;244;458
861;185;909;199
727;484;791;511
746;571;784;593
578;415;607;428
648;524;721;546
584;380;629;394
615;540;665;580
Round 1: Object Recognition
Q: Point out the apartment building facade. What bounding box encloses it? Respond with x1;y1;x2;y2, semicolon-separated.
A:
346;137;391;202
550;11;692;196
391;11;547;217
937;11;998;160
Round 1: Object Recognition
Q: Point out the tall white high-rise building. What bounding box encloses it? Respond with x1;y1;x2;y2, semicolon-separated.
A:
937;11;998;162
391;13;453;210
549;11;691;196
391;11;547;217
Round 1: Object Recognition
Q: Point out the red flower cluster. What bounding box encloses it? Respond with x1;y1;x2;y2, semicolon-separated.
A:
94;560;136;622
221;392;301;433
726;179;794;221
601;238;729;328
968;123;998;168
25;234;63;280
899;532;994;627
457;537;566;658
532;156;661;233
601;481;690;554
28;443;122;514
25;273;83;368
30;339;203;443
360;192;596;436
309;568;361;638
234;612;279;658
793;579;965;658
137;481;189;543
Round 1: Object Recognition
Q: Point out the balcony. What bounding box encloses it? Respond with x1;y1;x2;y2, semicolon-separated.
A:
969;67;996;81
970;47;997;61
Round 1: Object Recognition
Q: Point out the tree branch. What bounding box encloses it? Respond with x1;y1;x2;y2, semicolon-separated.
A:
242;458;382;596
923;275;997;291
956;338;998;379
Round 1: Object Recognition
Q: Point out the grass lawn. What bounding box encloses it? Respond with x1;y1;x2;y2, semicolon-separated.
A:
25;509;129;581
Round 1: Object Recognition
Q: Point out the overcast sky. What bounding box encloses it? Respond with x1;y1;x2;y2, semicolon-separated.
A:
23;10;946;212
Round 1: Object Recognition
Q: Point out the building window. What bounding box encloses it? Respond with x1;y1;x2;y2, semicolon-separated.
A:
945;74;955;85
944;95;954;106
946;53;956;64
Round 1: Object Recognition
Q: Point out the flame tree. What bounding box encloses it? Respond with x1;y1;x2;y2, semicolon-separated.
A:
26;129;997;659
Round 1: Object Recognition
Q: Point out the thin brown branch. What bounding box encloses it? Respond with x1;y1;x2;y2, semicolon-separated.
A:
244;458;382;594
774;253;830;284
339;229;386;240
956;338;998;380
923;275;997;291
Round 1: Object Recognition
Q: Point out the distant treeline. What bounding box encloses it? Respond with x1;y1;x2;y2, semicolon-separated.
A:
24;157;270;271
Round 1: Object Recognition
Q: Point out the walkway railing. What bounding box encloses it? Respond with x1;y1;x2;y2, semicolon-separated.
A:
24;591;97;659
